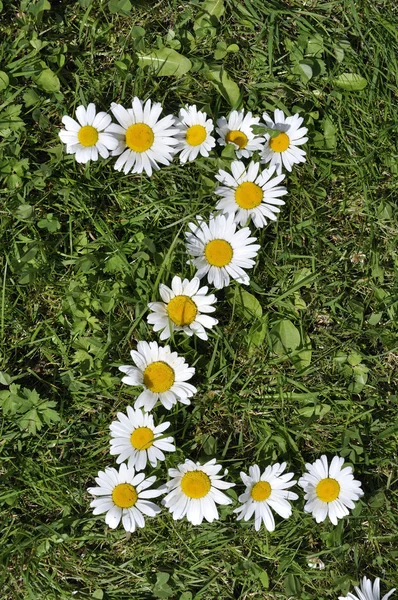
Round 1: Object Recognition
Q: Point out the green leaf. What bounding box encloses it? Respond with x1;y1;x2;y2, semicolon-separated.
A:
206;67;241;108
369;491;385;508
0;371;12;385
108;0;131;15
194;0;225;30
368;312;382;325
227;288;262;321
34;68;60;93
214;41;227;60
258;570;269;589
270;319;301;356
0;105;24;132
297;60;313;82
15;204;33;220
131;25;145;40
92;590;104;600
221;143;237;159
18;408;41;434
137;48;192;77
347;351;362;366
37;213;61;232
292;334;312;371
28;0;51;17
307;34;324;56
23;88;41;107
284;574;302;596
202;434;217;455
322;116;337;149
334;73;367;91
247;319;267;355
153;572;173;599
0;71;9;91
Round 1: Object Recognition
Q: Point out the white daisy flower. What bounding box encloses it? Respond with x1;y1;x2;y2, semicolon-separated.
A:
298;455;364;526
59;103;118;163
107;97;179;176
215;160;288;228
307;557;325;570
233;463;298;532
147;275;218;341
216;109;265;159
339;578;395;600
87;463;163;532
119;340;197;411
174;104;216;163
109;406;175;471
261;109;308;174
185;213;261;289
162;458;235;525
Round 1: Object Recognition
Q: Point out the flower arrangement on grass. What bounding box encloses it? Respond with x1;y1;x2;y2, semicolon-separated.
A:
61;96;383;596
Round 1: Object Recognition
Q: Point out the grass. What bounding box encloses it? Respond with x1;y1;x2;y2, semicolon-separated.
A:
1;0;398;598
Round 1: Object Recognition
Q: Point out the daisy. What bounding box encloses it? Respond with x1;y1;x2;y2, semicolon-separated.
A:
87;463;163;532
215;160;288;228
261;109;308;174
233;463;298;532
59;103;118;163
298;455;364;525
216;109;265;159
339;578;395;600
119;340;197;411
107;97;179;176
174;104;216;163
109;406;175;471
185;213;261;289
147;275;218;341
162;458;235;525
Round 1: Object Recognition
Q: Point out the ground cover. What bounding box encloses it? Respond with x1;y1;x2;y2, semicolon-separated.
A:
0;0;397;598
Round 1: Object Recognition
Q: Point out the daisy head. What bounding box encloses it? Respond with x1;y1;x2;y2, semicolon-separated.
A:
174;104;216;163
339;578;396;600
185;213;261;289
298;455;364;526
119;341;197;411
162;458;235;525
216;109;265;159
261;109;308;174
87;463;163;532
147;276;218;341
59;103;118;163
109;406;175;471
215;160;288;228
233;463;298;532
107;97;178;176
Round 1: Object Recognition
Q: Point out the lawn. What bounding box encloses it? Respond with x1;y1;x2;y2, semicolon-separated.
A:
0;0;397;599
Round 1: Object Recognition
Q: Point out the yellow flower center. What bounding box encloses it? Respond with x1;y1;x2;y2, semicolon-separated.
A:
205;239;233;267
269;132;290;153
186;124;207;146
130;426;154;450
125;123;154;152
167;295;197;327
112;483;138;508
225;129;248;149
235;181;263;209
77;125;99;147
251;481;272;502
181;470;211;499
316;478;340;502
143;361;175;393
